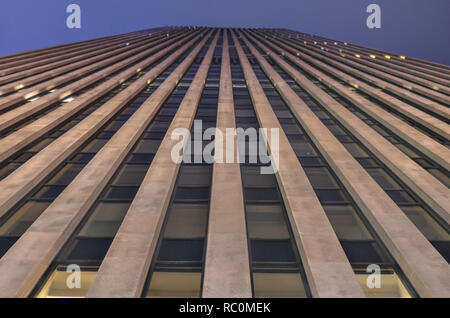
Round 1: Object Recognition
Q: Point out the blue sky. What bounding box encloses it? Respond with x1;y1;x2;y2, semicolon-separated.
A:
1;0;449;65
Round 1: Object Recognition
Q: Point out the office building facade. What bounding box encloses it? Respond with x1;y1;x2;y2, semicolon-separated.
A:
0;27;448;298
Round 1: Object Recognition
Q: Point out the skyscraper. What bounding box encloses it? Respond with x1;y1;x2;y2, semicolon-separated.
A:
0;27;448;298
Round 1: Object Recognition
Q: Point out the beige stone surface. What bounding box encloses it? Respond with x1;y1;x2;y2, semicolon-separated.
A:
241;31;450;298
233;30;365;298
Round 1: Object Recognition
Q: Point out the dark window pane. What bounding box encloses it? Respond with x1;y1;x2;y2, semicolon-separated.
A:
34;186;65;199
304;167;338;189
250;240;296;263
105;187;138;200
129;154;154;164
113;164;149;186
244;188;280;202
430;241;450;263
0;237;18;258
174;187;209;201
177;166;211;187
157;239;204;262
241;166;277;187
71;153;94;163
67;238;113;261
48;164;85;185
297;157;323;166
341;241;384;264
386;191;416;204
315;190;347;203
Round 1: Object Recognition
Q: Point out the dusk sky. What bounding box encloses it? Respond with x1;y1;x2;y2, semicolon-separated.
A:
1;0;449;65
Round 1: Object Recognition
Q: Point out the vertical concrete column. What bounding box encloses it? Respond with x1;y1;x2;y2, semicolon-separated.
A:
87;32;219;298
231;30;365;298
202;31;252;298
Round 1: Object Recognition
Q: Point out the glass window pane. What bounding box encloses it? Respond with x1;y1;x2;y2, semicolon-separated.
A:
79;203;130;237
177;165;211;187
341;242;384;264
157;239;204;262
244;188;280;202
304;167;338;189
113;164;149;186
253;272;307;298
366;168;401;189
323;205;373;240
290;141;317;157
0;201;51;236
82;139;108;153
386;191;416;204
427;169;450;187
250;239;296;262
342;143;369;158
147;272;201;298
34;186;65;199
104;187;138;200
48;164;85;185
174;187;209;201
241;166;277;187
163;204;208;239
356;270;412;298
246;204;290;239
35;266;97;298
315;189;347;203
400;206;450;241
67;239;112;261
135;140;161;154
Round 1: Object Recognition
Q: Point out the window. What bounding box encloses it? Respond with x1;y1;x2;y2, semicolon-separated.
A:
177;166;211;187
246;204;290;239
241;166;277;187
253;272;307;298
34;186;65;199
304;167;338;189
366;168;401;189
323;205;372;240
174;187;209;202
0;201;51;236
163;204;208;239
48;164;85;185
250;240;296;263
385;191;416;204
134;140;161;154
342;143;369;158
104;187;138;200
244;188;280;202
400;206;449;241
113;164;149;186
79;202;130;238
36;266;97;298
341;242;384;264
146;271;201;298
314;189;347;203
157;239;204;262
290;141;317;157
356;270;412;298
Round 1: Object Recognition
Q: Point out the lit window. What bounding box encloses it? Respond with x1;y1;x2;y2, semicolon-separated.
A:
253;272;307;298
147;271;201;298
35;266;97;298
356;270;412;298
